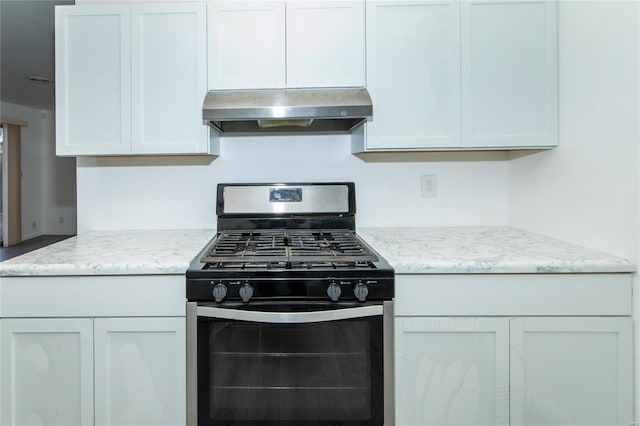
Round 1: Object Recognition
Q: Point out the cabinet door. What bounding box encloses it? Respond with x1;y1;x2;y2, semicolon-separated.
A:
94;318;186;426
286;1;365;88
395;317;509;426
55;5;131;156
207;1;285;89
0;318;94;426
365;1;461;150
461;0;558;148
131;3;209;154
510;317;633;426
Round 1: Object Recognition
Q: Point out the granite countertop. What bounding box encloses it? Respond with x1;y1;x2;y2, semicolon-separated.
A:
0;229;217;276
358;226;636;274
0;226;635;276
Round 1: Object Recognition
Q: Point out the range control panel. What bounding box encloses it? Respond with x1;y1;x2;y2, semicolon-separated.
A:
187;277;394;303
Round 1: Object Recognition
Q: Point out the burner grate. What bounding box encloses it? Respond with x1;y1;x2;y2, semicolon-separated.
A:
200;229;378;268
204;260;377;271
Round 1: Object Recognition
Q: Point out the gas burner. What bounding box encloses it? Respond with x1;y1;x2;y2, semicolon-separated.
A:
200;229;378;267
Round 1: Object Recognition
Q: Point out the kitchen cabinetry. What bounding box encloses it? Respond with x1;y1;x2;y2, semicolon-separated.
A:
94;318;185;426
207;1;285;90
395;317;509;426
510;317;632;426
207;0;364;90
355;0;557;152
394;274;634;426
363;1;461;150
460;0;558;148
55;3;217;156
0;319;94;426
0;273;189;426
0;317;185;426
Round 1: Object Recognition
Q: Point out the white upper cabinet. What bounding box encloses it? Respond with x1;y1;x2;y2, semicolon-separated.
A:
131;3;209;154
56;3;215;156
461;0;558;148
208;1;286;89
55;5;131;155
286;1;365;88
365;1;461;150
207;0;365;90
357;0;558;152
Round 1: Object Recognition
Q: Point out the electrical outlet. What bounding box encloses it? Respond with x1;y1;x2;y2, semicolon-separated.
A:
31;221;37;230
59;216;64;225
421;175;437;198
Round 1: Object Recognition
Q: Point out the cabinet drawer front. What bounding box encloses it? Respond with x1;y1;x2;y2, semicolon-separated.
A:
395;274;632;316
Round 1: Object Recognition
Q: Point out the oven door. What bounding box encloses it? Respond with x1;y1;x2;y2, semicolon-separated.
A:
186;301;394;426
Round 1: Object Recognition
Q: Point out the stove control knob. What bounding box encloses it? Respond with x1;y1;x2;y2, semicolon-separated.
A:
239;282;254;303
327;281;342;302
353;281;369;302
212;282;227;303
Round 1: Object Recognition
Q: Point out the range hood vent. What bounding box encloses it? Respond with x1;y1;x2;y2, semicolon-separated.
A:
203;88;372;135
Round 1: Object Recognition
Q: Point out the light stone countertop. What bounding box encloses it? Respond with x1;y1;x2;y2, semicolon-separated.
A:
357;226;636;274
0;227;635;276
0;229;217;276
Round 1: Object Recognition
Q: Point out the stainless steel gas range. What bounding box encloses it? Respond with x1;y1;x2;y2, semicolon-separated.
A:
186;182;395;426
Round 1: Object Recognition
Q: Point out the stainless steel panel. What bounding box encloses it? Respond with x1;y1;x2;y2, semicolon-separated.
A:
202;88;372;134
196;304;383;323
186;302;198;426
187;300;393;425
223;184;349;214
203;88;372;120
383;300;395;426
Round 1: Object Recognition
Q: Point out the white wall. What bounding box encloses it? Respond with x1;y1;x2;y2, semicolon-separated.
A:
1;101;44;240
76;135;509;232
0;101;77;239
508;3;639;418
41;110;76;235
508;1;639;261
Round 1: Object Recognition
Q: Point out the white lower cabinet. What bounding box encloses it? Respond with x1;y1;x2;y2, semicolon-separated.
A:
395;316;633;426
0;318;94;426
1;317;185;426
510;317;633;426
396;317;509;426
94;318;185;426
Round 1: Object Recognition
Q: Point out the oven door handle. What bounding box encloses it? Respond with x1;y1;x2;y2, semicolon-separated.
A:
196;304;383;323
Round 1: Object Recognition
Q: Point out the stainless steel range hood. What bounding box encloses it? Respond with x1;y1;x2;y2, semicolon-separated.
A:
202;88;372;135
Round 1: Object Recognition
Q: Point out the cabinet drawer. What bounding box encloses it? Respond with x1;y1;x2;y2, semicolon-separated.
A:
395;273;632;316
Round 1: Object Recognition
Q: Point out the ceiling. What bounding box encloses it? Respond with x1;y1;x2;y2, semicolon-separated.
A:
1;0;74;111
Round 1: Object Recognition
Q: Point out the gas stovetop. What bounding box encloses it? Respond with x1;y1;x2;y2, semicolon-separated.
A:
200;229;378;268
186;183;394;303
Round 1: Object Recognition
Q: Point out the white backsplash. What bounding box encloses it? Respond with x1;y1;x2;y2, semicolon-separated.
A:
76;134;509;232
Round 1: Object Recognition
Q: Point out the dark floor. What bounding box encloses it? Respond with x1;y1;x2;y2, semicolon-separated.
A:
0;235;75;261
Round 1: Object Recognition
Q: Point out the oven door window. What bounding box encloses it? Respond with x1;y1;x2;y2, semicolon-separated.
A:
196;304;383;426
